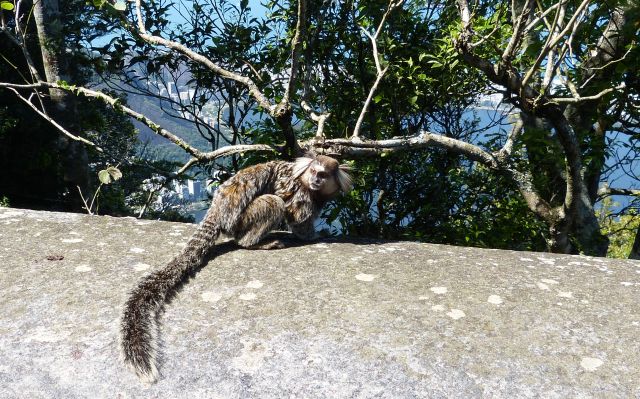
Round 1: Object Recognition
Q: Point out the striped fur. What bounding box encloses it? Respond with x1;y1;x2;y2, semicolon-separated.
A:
121;157;352;382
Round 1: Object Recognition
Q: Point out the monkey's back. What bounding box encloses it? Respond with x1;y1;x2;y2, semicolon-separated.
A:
206;161;318;234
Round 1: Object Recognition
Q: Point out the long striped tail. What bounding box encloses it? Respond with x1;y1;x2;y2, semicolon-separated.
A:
120;219;220;383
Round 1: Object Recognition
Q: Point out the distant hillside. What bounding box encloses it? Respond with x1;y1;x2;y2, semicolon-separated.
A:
125;92;216;163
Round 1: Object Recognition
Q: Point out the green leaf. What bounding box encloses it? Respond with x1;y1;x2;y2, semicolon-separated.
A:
0;1;14;11
113;0;126;11
98;166;122;185
98;170;111;184
56;80;72;90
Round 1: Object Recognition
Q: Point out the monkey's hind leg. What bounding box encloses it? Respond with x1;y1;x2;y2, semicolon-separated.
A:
234;194;286;249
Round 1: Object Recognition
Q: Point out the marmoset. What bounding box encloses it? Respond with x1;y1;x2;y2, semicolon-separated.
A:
120;154;352;383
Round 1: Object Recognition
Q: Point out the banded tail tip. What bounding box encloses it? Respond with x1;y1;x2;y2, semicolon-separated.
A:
136;365;159;384
121;341;159;384
124;357;159;384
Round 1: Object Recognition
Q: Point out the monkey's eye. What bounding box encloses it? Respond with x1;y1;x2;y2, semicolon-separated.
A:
316;171;329;179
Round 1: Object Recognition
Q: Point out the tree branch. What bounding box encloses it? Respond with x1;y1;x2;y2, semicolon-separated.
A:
495;113;524;160
282;0;307;106
553;83;625;103
303;130;497;167
597;186;640;198
7;87;103;151
303;128;555;222
175;144;275;175
301;98;331;138
502;0;534;63
352;0;404;138
1;82;275;171
521;0;590;90
131;0;273;113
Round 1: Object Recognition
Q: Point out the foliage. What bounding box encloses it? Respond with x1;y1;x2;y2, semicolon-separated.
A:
0;0;638;256
330;147;546;251
0;106;17;135
597;198;640;259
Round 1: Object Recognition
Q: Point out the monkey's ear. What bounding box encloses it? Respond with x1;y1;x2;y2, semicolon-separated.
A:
292;157;314;179
337;164;353;193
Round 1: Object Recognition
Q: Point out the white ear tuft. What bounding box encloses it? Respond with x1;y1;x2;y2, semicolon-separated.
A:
337;165;353;193
292;157;314;179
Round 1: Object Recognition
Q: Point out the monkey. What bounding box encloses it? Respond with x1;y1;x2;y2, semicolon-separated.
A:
120;154;352;383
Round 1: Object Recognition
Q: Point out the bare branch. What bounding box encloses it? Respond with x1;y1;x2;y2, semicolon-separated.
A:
1;82;275;168
598;186;640;198
175;143;274;174
352;65;388;139
582;6;629;80
501;0;534;62
0;0;49;113
132;0;273;113
304;130;498;167
471;22;502;48
521;0;591;89
8;0;43;82
300;99;331;138
496;113;524;159
305;126;555;221
198;144;275;162
176;158;199;176
6;87;103;151
352;0;404;139
282;0;307;106
582;46;632;78
552;83;625;103
523;1;562;32
1;25;41;82
545;0;590;51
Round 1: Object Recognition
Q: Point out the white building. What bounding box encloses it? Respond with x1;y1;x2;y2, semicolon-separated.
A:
173;179;208;200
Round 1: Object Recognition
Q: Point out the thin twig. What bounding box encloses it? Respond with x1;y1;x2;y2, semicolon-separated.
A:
76;186;94;215
282;0;306;106
552;83;625;103
132;0;273;113
7;87;104;151
2;82;275;172
352;0;403;138
521;0;590;90
496;113;524;159
501;0;534;62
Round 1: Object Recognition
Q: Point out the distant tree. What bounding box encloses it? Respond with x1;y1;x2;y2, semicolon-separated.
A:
451;0;639;256
598;195;640;259
0;0;181;215
0;0;103;209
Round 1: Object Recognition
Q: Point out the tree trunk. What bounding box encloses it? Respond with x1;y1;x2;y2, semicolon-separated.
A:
32;0;89;211
572;199;609;257
547;219;575;254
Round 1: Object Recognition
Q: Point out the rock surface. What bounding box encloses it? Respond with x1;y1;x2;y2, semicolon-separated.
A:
0;207;639;398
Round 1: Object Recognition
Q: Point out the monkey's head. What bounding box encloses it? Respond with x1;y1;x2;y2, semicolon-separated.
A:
293;154;353;197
